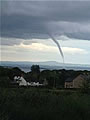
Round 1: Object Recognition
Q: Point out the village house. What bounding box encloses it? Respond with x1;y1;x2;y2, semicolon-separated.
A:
65;74;89;88
13;75;48;87
64;78;73;88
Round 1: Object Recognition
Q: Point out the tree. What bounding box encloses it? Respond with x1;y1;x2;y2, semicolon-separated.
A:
0;76;10;87
80;74;90;93
12;67;23;76
31;65;40;73
82;76;90;89
31;65;40;82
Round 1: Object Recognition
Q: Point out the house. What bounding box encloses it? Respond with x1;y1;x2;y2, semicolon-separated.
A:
64;78;73;88
65;74;88;88
13;75;28;86
19;76;28;86
13;75;46;87
73;74;86;88
30;82;43;87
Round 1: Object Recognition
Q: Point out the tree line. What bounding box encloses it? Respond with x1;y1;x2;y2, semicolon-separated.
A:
0;65;90;88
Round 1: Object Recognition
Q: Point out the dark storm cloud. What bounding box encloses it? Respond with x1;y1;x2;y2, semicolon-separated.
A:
1;0;90;46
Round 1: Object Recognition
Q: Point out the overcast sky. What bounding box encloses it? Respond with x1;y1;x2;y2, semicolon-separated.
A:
0;0;90;64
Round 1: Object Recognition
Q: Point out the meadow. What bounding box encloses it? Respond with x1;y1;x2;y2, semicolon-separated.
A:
0;87;90;120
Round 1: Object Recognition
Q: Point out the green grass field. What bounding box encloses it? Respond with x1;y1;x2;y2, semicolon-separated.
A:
0;88;90;120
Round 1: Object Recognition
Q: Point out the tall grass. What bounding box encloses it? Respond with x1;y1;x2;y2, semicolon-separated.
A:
0;88;90;120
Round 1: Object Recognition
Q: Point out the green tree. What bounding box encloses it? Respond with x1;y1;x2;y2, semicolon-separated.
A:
80;74;90;93
0;76;10;87
31;65;40;82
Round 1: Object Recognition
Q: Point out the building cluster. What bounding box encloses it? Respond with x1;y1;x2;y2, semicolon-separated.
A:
12;73;90;88
12;75;48;87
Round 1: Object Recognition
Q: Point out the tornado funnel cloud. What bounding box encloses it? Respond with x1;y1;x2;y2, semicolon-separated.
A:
48;33;64;63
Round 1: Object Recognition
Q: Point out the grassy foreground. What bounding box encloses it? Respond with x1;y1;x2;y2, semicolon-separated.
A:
0;88;90;120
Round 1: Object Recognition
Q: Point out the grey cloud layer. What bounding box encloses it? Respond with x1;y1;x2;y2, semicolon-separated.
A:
1;1;90;46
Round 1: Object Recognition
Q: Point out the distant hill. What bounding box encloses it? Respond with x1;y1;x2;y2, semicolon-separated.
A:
0;61;90;72
0;61;62;66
